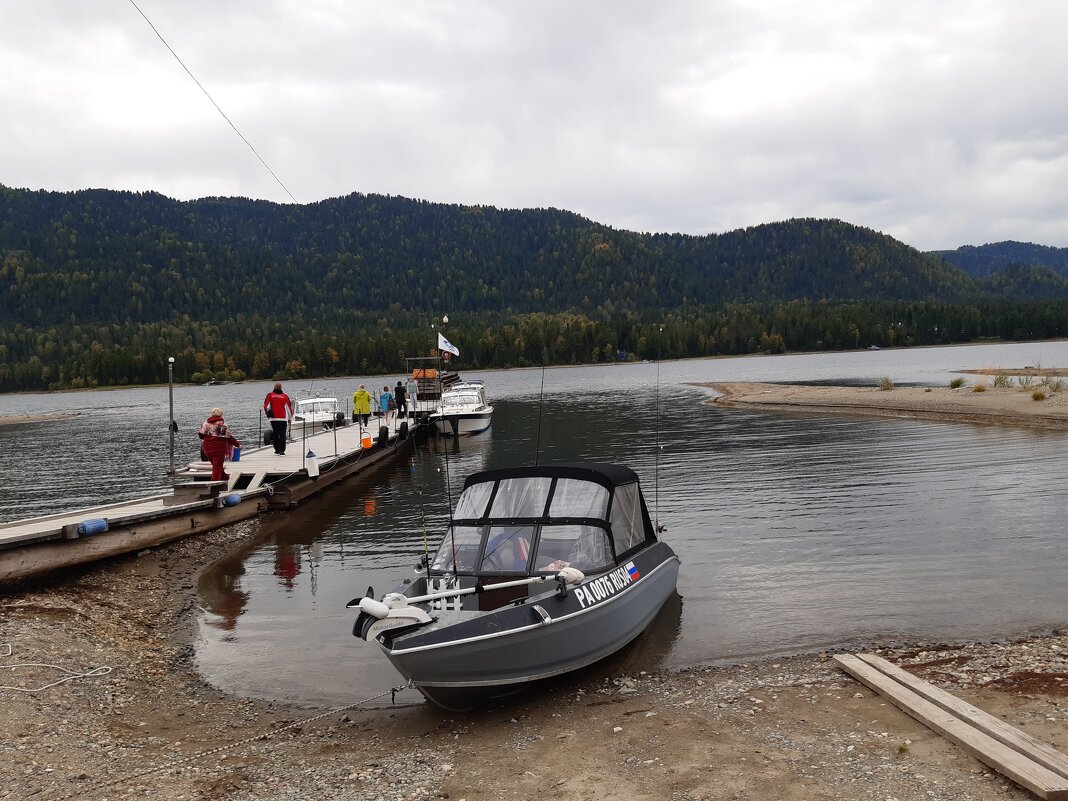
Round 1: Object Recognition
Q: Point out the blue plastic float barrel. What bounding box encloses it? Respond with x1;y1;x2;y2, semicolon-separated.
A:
77;518;108;536
221;493;241;507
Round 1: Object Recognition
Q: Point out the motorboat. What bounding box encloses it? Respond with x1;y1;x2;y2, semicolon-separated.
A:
290;396;347;435
348;462;680;711
429;380;493;436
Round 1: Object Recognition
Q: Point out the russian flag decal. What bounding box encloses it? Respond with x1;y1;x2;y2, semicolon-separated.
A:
625;561;640;581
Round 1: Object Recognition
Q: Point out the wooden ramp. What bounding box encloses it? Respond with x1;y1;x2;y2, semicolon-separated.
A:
835;653;1068;800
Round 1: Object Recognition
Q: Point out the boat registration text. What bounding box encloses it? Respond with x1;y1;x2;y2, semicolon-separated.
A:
573;562;639;609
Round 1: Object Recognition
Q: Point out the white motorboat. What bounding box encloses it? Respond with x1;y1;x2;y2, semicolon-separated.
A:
291;396;347;435
430;381;493;436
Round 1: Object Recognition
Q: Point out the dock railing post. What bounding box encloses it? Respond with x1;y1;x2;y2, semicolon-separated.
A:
167;357;175;476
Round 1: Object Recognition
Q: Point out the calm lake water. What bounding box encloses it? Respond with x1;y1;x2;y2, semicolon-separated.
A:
3;341;1068;706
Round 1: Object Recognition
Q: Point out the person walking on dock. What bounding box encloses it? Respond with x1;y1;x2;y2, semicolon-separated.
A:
406;376;419;418
263;383;293;455
394;380;408;418
353;384;372;426
199;407;241;482
380;385;395;427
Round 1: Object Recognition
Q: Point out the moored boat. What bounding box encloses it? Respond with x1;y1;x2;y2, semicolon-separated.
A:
290;396;347;435
429;380;493;435
348;462;680;710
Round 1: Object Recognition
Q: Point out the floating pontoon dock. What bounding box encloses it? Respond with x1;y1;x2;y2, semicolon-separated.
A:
0;417;422;583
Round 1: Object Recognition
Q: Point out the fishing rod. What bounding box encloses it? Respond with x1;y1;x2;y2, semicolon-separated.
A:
534;364;546;465
655;324;663;533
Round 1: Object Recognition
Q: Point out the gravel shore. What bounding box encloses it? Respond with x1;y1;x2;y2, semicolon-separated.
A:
3;517;1067;801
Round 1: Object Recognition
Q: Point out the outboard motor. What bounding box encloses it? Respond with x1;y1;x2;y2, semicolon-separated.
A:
350;593;433;640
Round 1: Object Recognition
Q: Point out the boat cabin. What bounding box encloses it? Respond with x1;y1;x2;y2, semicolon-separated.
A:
429;464;655;608
439;381;489;411
290;397;343;429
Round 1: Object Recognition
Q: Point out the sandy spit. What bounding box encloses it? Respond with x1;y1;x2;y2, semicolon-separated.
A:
701;381;1068;431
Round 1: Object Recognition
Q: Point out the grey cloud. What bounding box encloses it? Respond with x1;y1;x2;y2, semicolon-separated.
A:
3;1;1068;250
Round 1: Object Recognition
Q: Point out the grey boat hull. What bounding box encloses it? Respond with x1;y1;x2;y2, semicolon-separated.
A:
376;543;679;710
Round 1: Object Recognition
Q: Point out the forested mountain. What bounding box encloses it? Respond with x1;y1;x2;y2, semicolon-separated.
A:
2;186;978;328
932;241;1068;278
2;185;1067;392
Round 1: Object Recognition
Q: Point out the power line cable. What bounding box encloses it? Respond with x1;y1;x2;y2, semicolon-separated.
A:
127;0;299;204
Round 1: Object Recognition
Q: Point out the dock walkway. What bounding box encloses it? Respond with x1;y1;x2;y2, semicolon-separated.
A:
0;415;422;582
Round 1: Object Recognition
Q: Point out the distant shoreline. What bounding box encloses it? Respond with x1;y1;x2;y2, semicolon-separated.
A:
0;413;73;426
700;379;1068;431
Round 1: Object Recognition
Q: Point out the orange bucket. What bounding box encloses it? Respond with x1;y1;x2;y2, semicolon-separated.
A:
360;431;373;449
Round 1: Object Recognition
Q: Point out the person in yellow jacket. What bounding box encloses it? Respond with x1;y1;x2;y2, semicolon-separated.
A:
352;384;372;426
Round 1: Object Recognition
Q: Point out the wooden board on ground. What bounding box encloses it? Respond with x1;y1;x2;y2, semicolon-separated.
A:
835;653;1068;801
855;653;1068;781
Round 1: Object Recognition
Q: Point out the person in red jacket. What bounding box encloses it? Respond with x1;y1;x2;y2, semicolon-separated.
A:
198;407;241;481
263;383;294;455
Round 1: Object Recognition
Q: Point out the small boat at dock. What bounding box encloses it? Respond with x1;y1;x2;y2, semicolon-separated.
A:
348;462;680;710
430;380;493;436
289;396;347;435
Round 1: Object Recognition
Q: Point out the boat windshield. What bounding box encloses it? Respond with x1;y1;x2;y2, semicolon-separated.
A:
297;400;336;415
430;474;623;576
441;394;480;408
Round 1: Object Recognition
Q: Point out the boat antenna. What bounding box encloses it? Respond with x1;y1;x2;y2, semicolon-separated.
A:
534;365;546;465
654;324;663;532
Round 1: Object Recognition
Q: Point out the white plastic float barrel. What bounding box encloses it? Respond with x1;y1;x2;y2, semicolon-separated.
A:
77;518;108;536
306;450;319;480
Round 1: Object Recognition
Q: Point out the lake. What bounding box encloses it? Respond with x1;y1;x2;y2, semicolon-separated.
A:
3;340;1067;706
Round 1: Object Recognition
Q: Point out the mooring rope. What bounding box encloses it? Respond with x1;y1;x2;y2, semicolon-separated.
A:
0;642;113;693
44;680;415;801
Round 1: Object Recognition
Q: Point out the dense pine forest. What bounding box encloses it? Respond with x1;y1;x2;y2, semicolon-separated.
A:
2;184;1068;392
933;241;1068;279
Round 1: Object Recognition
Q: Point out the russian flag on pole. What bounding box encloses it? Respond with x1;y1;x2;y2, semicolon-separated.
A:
625;561;640;581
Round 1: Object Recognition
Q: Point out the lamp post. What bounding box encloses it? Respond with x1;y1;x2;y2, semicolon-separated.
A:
167;357;175;476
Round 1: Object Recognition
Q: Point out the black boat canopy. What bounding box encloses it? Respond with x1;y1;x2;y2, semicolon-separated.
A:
433;462;654;577
461;462;640;491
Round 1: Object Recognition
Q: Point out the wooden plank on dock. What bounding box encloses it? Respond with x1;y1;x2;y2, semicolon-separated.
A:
834;654;1068;800
856;653;1068;781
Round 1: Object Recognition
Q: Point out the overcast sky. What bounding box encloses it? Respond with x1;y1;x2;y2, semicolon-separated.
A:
3;1;1068;250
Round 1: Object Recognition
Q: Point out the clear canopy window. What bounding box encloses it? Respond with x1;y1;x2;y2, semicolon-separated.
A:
479;525;535;573
534;525;612;573
610;482;646;554
430;526;482;573
453;481;494;519
548;479;610;518
489;477;553;518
